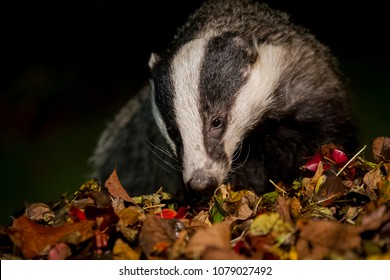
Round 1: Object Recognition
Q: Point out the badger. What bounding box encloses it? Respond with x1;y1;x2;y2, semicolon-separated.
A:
92;0;357;197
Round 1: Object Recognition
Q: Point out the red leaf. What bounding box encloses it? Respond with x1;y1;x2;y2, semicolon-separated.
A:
69;207;86;221
303;152;322;172
160;209;177;219
95;230;109;249
174;206;190;219
233;240;247;255
332;148;348;165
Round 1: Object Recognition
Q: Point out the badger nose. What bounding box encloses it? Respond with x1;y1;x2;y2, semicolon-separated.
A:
186;170;218;193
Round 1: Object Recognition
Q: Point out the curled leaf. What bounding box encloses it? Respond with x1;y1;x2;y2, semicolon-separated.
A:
372;137;390;163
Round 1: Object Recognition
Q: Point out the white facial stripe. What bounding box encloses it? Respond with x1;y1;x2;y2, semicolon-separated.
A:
150;80;177;154
171;39;209;182
224;45;286;156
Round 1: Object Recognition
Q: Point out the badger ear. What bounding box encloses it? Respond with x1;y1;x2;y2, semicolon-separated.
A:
148;53;160;69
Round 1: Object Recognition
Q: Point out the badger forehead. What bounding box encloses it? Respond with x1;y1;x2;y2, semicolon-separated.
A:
151;33;286;176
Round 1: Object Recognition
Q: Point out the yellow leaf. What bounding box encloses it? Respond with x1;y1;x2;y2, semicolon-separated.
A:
113;238;140;260
250;213;293;237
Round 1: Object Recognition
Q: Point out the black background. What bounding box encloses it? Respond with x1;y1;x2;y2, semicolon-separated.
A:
1;0;389;225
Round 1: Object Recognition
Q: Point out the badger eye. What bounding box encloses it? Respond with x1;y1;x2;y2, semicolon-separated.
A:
211;117;224;129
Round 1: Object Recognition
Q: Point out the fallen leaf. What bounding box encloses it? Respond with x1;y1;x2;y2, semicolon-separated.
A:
363;167;382;200
182;218;209;237
300;204;334;220
117;206;145;227
261;191;279;205
302;161;325;199
359;205;390;232
47;242;72;260
185;222;232;259
139;214;179;259
113;238;140;260
246;234;277;259
367;251;390;260
105;169;134;203
174;206;190;219
296;220;361;259
250;212;294;238
302;152;322;172
332;148;348;165
69;207;86;221
289;198;302;219
158;209;177;219
115;207;144;243
25;203;55;223
372;137;390;163
191;210;212;226
94;230;109;249
10;216;95;259
313;175;347;204
377;181;390;205
275;196;292;224
344;206;361;222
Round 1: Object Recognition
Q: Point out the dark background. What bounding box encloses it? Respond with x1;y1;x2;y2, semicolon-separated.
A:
1;0;389;226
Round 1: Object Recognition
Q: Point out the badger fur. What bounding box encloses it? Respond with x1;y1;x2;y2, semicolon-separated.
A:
92;0;357;196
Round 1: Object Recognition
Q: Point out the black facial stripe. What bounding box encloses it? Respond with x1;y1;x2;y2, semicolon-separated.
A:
199;33;258;162
151;56;183;163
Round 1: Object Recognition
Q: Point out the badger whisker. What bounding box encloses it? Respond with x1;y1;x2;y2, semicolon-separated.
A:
232;140;244;162
145;140;181;172
231;143;251;172
145;139;177;161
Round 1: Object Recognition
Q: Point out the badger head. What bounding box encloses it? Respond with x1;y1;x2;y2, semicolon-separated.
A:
149;34;286;193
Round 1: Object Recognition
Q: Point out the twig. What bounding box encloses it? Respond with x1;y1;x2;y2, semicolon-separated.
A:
336;145;367;176
269;179;287;195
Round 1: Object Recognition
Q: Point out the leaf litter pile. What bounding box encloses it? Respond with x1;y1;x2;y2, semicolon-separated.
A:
1;137;390;260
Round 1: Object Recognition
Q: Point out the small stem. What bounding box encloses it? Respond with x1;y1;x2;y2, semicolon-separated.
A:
336;145;367;176
269;179;287;195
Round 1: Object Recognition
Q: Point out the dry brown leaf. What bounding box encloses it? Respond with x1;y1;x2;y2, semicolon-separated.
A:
224;197;254;226
313;175;347;204
185;222;232;259
383;162;390;181
138;214;179;259
302;161;325;198
363;167;382;200
236;201;253;220
372;137;390;163
10;216;95;259
275;196;292;224
25;203;55;222
289;198;302;219
359;205;390;232
182;219;209;237
192;210;212;225
169;230;188;259
296;220;361;259
105;169;134;203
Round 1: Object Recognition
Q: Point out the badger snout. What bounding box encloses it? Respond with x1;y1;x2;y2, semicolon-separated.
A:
186;170;218;193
